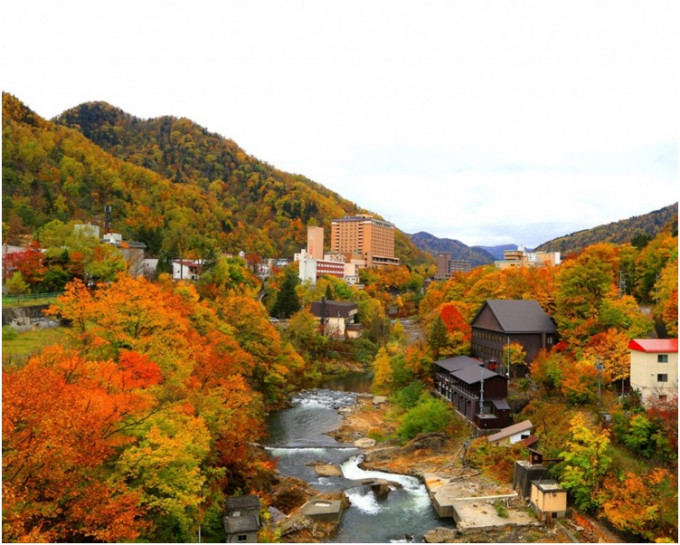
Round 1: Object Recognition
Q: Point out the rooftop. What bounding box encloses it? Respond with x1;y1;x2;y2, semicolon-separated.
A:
629;338;678;353
474;299;556;333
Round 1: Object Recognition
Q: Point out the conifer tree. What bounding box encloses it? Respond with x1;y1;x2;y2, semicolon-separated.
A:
271;269;300;319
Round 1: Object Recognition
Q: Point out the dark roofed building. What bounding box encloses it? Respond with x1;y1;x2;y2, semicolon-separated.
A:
223;515;259;543
471;299;558;376
309;299;361;339
224;495;260;543
433;356;511;430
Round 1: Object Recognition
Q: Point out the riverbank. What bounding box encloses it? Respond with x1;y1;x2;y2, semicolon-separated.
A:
267;390;617;543
327;395;580;543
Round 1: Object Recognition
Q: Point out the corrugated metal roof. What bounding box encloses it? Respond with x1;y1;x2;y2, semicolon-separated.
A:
433;355;484;373
476;299;556;333
487;419;533;442
310;300;358;318
629;338;678;353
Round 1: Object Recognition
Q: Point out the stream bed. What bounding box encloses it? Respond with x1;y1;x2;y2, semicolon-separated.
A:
265;388;454;542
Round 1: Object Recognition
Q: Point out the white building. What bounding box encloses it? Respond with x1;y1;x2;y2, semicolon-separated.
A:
629;338;678;405
172;259;203;281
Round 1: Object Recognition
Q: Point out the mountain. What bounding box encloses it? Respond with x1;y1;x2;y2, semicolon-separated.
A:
473;244;517;261
534;203;678;255
410;231;495;267
2;93;433;266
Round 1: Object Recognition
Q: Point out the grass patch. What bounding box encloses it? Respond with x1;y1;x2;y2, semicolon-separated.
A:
2;295;60;308
2;327;70;366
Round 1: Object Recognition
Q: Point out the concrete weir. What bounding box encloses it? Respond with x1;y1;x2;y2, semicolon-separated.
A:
424;473;539;532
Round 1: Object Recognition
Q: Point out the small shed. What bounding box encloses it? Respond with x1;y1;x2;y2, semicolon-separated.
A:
224;515;259;543
530;480;567;522
301;498;344;523
487;420;533;445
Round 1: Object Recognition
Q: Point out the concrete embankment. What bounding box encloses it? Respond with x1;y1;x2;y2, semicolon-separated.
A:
2;304;60;332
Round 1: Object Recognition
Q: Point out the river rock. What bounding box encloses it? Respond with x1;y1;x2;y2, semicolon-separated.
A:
423;527;460;543
313;463;343;477
353;437;377;448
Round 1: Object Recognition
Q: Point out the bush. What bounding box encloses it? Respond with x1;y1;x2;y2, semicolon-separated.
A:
394;380;425;409
397;394;453;441
494;500;508;518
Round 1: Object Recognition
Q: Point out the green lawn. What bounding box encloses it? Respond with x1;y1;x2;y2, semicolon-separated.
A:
2;327;71;367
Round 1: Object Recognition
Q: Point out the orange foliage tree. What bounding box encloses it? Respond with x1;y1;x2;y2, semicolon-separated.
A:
599;468;678;541
2;346;159;542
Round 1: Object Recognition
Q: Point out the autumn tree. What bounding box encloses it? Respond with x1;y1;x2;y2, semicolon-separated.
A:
599;469;678;542
371;346;394;395
557;413;612;512
2;346;160;542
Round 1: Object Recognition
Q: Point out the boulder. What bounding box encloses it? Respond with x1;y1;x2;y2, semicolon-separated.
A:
353;437;377;449
423;527;460;543
372;395;388;406
313;463;343;477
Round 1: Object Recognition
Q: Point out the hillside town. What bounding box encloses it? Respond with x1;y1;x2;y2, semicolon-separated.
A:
3;203;678;542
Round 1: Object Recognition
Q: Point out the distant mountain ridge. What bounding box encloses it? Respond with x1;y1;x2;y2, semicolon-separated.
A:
534;203;678;255
411;203;678;266
409;232;497;266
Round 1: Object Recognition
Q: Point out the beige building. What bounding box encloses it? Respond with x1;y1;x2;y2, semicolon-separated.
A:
629;338;678;405
495;245;561;270
307;226;324;260
331;215;399;268
530;480;567;522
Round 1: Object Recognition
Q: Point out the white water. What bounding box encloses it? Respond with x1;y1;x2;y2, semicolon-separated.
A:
265;388;454;542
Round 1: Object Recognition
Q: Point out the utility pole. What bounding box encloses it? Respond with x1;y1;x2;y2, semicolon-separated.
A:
595;358;604;404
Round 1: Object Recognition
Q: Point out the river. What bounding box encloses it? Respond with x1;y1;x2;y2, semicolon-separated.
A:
265;382;454;543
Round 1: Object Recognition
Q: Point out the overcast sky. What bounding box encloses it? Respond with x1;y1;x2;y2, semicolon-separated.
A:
2;0;678;247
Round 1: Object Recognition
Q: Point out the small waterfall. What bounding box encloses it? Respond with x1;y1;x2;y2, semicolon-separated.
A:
265;387;454;542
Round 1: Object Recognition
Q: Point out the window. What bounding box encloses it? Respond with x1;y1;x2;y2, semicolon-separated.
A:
659;395;668;402
658;354;669;363
237;535;248;542
657;374;668;383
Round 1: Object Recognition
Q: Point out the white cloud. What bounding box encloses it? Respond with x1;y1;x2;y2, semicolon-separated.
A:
1;0;678;248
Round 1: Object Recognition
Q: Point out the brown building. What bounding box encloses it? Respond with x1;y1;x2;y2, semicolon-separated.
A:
471;299;558;376
435;253;472;279
331;215;399;268
433;356;512;430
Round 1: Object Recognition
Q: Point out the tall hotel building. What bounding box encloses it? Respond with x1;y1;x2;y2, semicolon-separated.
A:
331;215;399;267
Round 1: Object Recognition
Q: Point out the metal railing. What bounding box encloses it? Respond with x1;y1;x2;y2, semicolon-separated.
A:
2;292;63;307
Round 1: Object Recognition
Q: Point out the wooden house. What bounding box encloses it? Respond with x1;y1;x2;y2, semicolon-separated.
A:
310;299;361;339
433;356;511;429
471;299;558;376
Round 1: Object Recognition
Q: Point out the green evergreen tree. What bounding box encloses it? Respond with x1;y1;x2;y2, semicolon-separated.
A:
427;315;448;359
271;270;301;319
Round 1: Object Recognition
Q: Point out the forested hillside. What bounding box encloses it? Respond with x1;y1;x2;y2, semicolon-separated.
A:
535;203;678;255
2;93;432;266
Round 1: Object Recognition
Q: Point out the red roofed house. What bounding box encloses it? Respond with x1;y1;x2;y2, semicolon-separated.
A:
629;338;678;406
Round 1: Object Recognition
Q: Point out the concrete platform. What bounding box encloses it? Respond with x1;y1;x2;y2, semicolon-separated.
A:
423;472;539;532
